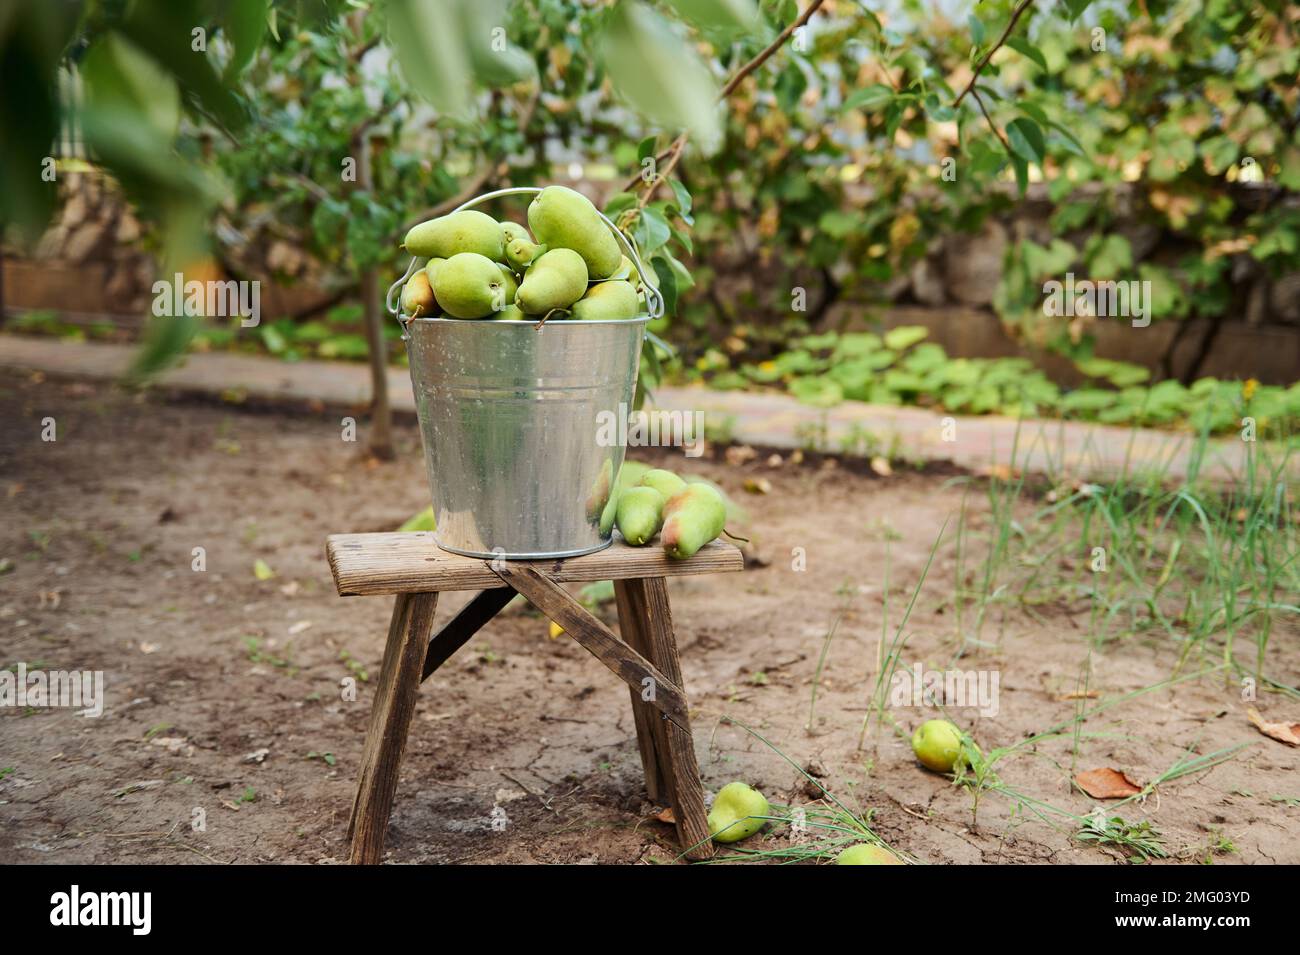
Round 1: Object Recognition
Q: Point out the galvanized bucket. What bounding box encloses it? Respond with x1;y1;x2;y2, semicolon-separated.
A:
386;187;664;560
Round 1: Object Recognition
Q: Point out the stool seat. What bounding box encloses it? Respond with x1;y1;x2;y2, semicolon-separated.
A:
324;532;744;864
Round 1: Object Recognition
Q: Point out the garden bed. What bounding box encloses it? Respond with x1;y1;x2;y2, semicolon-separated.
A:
1;372;1296;864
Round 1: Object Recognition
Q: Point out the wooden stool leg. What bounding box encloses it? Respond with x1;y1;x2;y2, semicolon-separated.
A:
348;591;439;864
614;580;669;804
618;577;714;861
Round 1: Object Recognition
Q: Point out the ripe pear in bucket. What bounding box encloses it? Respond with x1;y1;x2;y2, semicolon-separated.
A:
400;270;437;317
501;220;546;270
404;210;504;261
515;247;588;315
571;280;640;321
527;185;621;279
434;252;512;319
661;483;727;559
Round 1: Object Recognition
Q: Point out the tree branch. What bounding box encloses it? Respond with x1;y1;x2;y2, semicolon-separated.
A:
972;89;1011;153
953;0;1035;108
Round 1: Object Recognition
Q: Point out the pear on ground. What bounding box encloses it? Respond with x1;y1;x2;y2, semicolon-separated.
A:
527;185;621;279
516;247;588;315
661;483;727;559
404;210;504;261
434;252;511;319
615;485;665;546
911;719;964;772
836;844;904;865
640;469;686;500
707;782;770;843
400;271;436;317
572;280;641;321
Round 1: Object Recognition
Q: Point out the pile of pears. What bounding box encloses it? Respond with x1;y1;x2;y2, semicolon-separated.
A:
608;463;728;560
399;185;646;323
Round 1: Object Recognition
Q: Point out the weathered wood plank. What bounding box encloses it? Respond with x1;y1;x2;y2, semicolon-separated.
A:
621;577;714;861
348;591;438;864
326;533;743;596
614;580;668;804
491;564;689;729
422;587;517;681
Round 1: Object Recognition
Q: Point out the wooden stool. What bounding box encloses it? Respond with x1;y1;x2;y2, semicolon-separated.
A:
325;532;744;864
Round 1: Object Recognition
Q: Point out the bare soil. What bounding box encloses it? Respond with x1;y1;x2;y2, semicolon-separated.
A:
1;371;1297;865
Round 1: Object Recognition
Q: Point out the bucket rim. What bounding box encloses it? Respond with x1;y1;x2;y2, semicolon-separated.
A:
403;314;651;327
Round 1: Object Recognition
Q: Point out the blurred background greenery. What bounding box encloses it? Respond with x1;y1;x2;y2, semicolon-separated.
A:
2;0;1297;440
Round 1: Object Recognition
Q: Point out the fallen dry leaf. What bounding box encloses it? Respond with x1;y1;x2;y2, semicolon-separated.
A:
743;477;772;495
653;807;676;824
1056;690;1101;701
725;445;758;466
1075;768;1142;799
869;456;893;477
1247;707;1300;746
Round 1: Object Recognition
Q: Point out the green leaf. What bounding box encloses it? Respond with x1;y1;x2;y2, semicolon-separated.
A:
883;325;929;351
223;0;269;78
253;559;275;581
1006;117;1046;165
386;0;472;116
637;136;658;163
663;0;761;36
651;256;679;317
1005;36;1047;73
602;3;722;152
789;376;844;408
843;84;894;113
669;179;693;223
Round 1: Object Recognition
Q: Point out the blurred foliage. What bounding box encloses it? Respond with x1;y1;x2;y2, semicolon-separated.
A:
709;325;1300;434
2;0;1296;414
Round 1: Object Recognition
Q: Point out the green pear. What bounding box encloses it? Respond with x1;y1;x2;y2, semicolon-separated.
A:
836;844;904;865
515;247;588;314
527;185;621;279
707;782;769;843
616;460;651;491
404;210;504;261
911;719;963;772
434;252;512;319
640;469;686;500
615;486;666;546
494;262;519;310
661;483;726;559
400;270;437;317
502;221;545;270
424;257;446;289
492;303;527;321
599;492;619;536
571;280;641;321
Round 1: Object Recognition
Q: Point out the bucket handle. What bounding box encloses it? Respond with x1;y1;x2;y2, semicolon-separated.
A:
385;186;665;328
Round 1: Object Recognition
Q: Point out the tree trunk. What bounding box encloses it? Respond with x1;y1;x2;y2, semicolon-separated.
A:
356;132;394;461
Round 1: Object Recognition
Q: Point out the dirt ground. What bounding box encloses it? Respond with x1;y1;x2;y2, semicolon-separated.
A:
2;370;1297;865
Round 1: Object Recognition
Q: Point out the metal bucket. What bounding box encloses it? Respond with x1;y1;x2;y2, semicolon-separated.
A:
387;187;664;560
